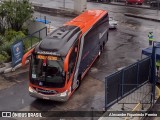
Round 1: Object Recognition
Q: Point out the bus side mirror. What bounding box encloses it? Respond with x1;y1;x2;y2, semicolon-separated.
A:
22;48;34;66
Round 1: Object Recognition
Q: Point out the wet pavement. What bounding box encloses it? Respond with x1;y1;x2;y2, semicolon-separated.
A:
1;2;160;120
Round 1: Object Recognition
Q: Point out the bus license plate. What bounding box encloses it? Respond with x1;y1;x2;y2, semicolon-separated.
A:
43;96;49;100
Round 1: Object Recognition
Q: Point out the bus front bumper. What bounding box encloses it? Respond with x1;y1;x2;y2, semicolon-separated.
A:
29;87;69;102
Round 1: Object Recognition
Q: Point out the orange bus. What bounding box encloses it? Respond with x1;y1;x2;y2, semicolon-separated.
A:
22;10;109;101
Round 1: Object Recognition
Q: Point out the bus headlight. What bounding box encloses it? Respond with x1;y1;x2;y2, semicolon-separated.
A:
60;90;68;97
29;86;35;93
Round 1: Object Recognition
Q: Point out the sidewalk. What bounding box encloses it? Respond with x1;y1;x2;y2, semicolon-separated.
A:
144;84;160;120
144;98;160;120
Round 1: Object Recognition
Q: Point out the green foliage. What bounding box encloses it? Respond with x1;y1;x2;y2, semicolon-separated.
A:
0;0;34;63
0;50;10;63
0;2;6;34
0;30;26;62
21;26;28;35
23;37;40;52
0;29;40;63
0;35;3;45
1;42;11;56
0;0;34;32
4;30;25;42
0;54;8;63
0;42;11;63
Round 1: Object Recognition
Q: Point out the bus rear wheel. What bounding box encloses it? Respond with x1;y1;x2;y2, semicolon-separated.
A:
102;42;105;51
76;78;81;89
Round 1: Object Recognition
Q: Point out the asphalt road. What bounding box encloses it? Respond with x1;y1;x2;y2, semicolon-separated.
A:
1;2;160;120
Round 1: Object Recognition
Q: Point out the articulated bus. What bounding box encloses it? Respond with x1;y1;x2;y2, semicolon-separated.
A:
22;10;109;101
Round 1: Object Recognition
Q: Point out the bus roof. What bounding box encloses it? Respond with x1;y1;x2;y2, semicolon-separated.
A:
65;9;108;33
35;25;81;56
34;10;108;57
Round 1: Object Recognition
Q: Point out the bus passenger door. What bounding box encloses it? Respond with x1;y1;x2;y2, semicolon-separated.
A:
68;41;79;90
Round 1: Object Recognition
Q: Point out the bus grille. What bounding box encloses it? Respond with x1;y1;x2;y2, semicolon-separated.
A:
34;87;57;95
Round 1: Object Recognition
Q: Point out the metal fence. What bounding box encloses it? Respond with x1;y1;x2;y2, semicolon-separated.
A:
118;83;152;109
105;57;151;109
12;26;47;52
11;27;47;66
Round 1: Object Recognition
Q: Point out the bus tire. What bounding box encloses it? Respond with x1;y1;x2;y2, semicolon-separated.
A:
106;32;109;42
102;42;105;51
100;45;103;53
76;76;81;89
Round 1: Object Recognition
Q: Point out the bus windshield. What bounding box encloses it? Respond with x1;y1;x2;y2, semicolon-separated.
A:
30;54;65;88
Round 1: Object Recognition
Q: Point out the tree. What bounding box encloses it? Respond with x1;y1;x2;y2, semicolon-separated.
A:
0;2;7;34
1;0;34;31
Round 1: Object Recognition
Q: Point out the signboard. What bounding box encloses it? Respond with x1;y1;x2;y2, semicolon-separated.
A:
11;41;24;67
37;55;58;60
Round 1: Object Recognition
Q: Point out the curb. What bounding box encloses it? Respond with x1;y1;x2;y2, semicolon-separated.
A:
0;62;12;74
0;60;29;74
124;13;160;22
108;2;150;10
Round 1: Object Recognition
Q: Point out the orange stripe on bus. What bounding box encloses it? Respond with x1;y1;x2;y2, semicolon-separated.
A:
65;10;107;34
